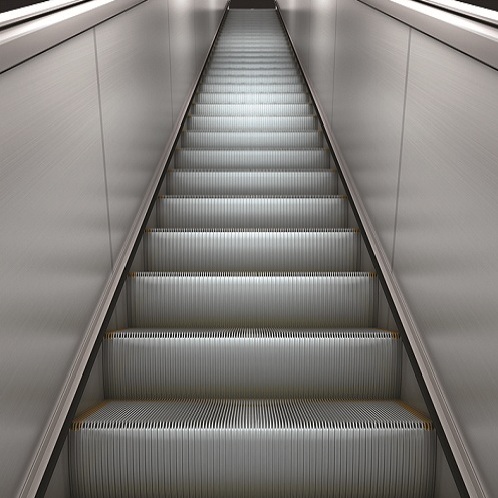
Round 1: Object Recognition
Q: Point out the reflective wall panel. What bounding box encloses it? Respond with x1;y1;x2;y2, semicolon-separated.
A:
308;0;337;121
333;0;409;265
395;30;498;496
95;0;173;264
169;0;197;121
0;31;110;498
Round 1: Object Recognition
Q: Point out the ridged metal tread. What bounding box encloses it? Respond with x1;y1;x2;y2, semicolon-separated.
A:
174;149;329;169
202;72;303;85
199;83;305;93
127;272;377;328
70;399;435;498
203;68;300;77
190;103;312;116
194;92;309;104
103;328;400;399
208;61;297;69
144;229;359;272
181;131;322;149
156;196;347;229
186;115;318;131
162;170;338;195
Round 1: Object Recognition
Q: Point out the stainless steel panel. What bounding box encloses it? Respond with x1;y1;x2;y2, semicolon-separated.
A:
394;30;498;496
307;0;337;122
94;0;173;264
0;31;110;498
333;0;410;264
169;0;197;120
278;0;311;72
194;0;225;70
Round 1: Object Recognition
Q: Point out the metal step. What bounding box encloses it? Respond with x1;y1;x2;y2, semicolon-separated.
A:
194;91;309;104
162;170;338;195
189;103;313;116
174;148;329;169
127;271;377;328
202;73;302;84
104;328;400;398
186;115;318;131
144;229;359;272
70;399;435;498
156;196;347;229
203;68;300;77
199;83;305;93
181;131;322;148
207;62;297;70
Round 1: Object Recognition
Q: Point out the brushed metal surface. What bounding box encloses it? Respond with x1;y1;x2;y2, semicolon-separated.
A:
0;31;110;498
70;399;435;498
194;0;225;69
278;0;311;72
94;0;173;264
169;0;198;120
394;30;498;496
333;0;410;264
0;0;144;74
307;0;337;121
359;0;498;72
104;329;400;399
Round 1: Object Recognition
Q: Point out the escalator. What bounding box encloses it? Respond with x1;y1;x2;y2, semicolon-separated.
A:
68;8;436;497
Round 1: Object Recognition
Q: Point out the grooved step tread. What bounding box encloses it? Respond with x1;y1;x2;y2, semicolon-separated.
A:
104;328;400;399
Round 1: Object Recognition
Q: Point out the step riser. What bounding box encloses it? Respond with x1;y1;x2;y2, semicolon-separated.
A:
144;231;359;272
70;400;434;498
156;197;347;229
104;330;400;399
203;77;303;85
190;104;313;116
199;83;305;93
163;171;338;196
181;131;322;148
208;62;296;69
174;149;329;169
195;92;309;104
203;69;300;77
128;273;377;328
186;115;318;131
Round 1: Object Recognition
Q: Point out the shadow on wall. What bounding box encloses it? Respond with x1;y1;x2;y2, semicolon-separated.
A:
230;0;275;8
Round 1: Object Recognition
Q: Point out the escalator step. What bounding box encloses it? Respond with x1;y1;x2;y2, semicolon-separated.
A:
163;170;338;195
70;399;435;498
127;271;377;328
186;115;318;131
181;131;322;148
190;103;312;116
199;83;305;93
144;229;359;272
203;68;300;77
207;62;297;70
156;196;347;229
174;148;329;169
104;329;400;398
195;91;308;104
202;75;302;85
